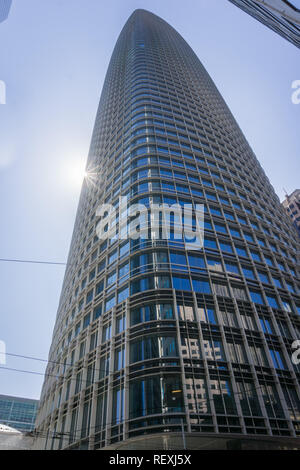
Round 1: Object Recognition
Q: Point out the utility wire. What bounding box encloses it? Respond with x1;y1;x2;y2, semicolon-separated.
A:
1;361;283;445
31;402;202;443
0;258;67;266
0;351;110;377
29;389;273;446
0;366;102;387
0;359;281;401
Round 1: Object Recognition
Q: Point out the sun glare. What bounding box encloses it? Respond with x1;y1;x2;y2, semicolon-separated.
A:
59;156;101;192
69;165;86;186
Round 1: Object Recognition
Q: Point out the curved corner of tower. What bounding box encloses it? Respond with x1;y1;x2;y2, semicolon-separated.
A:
129;8;157;20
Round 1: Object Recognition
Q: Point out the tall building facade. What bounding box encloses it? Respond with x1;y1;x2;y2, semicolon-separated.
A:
35;10;300;450
0;0;12;23
228;0;300;48
282;190;300;237
0;395;39;432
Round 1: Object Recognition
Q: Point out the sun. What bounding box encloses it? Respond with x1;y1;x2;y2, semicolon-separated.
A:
59;155;101;192
58;157;87;191
68;165;87;186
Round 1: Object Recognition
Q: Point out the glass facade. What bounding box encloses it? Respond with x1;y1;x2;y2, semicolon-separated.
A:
35;9;300;450
0;395;39;432
229;0;300;49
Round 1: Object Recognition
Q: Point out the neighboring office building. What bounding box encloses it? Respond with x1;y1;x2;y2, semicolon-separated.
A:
0;394;39;432
0;0;12;23
282;190;300;237
228;0;300;48
35;9;300;450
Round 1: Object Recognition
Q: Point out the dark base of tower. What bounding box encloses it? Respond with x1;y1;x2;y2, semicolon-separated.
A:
103;432;300;450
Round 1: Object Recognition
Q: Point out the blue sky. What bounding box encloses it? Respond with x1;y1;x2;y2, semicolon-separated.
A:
0;0;299;400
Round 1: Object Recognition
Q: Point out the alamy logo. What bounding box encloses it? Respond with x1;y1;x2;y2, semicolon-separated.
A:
0;80;6;104
96;196;205;251
291;80;300;104
0;340;6;364
291;340;300;365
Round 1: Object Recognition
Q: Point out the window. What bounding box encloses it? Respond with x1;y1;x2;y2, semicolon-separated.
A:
207;257;223;272
198;307;217;324
258;271;269;284
119;262;129;280
130;303;174;325
281;385;300;421
242;267;255;280
116;315;126;333
259;317;273;335
236;381;262;417
220;309;238;327
120;241;130;258
170;251;187;266
236;245;248;257
96;280;104;295
102;324;111;342
248;344;268;367
220;241;233;253
172;276;191;291
112;388;124;424
281;299;292;313
118;285;129;303
177;304;195;321
204;238;218;250
86;289;93;304
203;339;226;361
265;256;273;267
212;281;229;297
272;277;282;288
192;278;211;294
215;223;227;233
105;295;116;312
210;378;237;415
75;322;81;337
225;263;240;275
249;290;264;305
130;335;178;363
114;347;125;371
269;349;286;370
232;285;247;301
227;341;247;364
129;375;184;419
261;384;284;418
107;270;117;286
83;313;91;329
230;228;241;238
286;282;295;294
243;232;254;242
93;304;102;321
250;251;261;262
188;253;205;269
99;356;110;379
266;295;279;309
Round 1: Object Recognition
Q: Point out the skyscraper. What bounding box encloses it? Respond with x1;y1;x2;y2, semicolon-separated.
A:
282;190;300;237
35;9;300;450
228;0;300;49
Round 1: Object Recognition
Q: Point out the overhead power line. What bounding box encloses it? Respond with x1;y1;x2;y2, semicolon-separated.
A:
0;353;283;399
1;351;107;376
0;258;67;266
